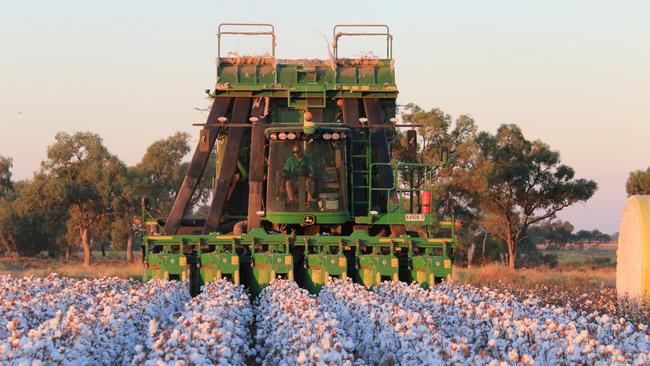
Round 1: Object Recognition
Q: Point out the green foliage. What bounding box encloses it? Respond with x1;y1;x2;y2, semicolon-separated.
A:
573;229;611;246
135;132;190;215
466;124;597;267
0;155;12;197
40;132;127;265
0;176;67;256
528;220;575;250
0;131;203;261
626;167;650;196
0;161;57;256
516;238;558;268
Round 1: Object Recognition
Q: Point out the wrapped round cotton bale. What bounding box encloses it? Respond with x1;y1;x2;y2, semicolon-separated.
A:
617;195;650;299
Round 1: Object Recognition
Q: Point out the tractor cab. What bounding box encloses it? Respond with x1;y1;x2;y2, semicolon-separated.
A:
265;127;350;225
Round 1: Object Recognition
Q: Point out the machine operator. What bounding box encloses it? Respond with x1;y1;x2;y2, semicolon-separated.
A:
284;143;315;204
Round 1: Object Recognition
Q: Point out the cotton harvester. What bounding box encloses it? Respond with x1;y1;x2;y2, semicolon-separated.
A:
141;24;458;296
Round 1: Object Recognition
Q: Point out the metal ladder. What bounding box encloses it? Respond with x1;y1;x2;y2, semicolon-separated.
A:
350;132;371;215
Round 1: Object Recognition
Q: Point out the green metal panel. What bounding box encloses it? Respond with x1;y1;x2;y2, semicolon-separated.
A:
410;256;453;288
337;66;356;85
144;253;188;281
238;65;257;84
218;64;238;84
316;67;335;83
277;64;297;84
259;65;275;84
199;252;240;284
357;254;399;288
376;63;394;85
357;66;375;84
301;254;347;293
265;211;350;225
249;252;294;298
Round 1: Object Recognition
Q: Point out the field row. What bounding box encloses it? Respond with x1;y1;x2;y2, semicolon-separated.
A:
0;275;649;365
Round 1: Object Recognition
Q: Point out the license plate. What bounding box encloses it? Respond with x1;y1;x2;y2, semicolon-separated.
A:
405;214;425;222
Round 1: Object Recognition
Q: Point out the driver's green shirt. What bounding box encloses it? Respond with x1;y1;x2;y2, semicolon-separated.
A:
283;155;315;179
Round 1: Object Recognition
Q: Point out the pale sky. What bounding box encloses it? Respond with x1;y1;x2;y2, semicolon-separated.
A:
1;0;648;233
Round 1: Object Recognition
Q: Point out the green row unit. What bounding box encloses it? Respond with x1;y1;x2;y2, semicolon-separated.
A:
143;229;454;297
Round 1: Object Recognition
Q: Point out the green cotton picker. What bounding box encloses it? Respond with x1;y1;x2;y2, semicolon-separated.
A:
141;24;458;297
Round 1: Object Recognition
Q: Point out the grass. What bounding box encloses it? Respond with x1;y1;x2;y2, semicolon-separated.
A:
541;243;617;268
453;263;615;290
0;255;144;280
454;243;618;290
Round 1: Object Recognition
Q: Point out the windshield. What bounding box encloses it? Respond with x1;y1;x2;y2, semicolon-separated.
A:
267;139;348;213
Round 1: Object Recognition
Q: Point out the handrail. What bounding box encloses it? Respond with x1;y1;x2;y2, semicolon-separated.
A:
332;24;392;59
217;23;276;60
368;162;438;213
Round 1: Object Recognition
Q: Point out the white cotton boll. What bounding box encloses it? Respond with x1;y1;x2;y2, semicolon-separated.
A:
149;319;158;336
0;276;190;366
297;350;307;364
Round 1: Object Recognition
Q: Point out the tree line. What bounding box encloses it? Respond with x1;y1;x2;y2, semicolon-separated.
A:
0;132;211;266
0;104;604;268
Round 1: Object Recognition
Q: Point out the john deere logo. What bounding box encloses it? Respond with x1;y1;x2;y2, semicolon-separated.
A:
303;215;315;225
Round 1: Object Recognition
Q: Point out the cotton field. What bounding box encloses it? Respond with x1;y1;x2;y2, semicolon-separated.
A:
1;275;649;365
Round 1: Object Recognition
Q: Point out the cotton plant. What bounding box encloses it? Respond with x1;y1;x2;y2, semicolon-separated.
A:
1;274;649;366
0;274;135;340
254;280;361;366
133;279;253;366
319;278;450;366
373;281;650;365
0;277;189;366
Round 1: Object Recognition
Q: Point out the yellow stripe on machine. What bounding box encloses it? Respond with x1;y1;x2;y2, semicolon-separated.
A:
152;236;174;240
379;238;405;243
213;235;241;240
428;238;452;243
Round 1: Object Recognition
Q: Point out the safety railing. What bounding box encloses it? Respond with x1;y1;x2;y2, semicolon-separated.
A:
217;23;276;60
332;24;393;59
368;162;439;214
